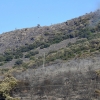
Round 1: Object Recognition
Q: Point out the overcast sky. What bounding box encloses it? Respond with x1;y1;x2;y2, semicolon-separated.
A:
0;0;100;34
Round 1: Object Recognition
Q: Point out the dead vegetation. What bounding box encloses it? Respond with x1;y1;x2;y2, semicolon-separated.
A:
1;9;100;100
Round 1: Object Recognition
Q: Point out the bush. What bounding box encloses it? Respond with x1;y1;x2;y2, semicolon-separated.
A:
40;43;50;49
0;55;5;62
15;59;23;65
5;55;13;61
0;63;4;66
30;56;35;60
25;50;39;58
79;28;92;38
20;46;29;52
29;51;39;55
25;54;31;58
44;32;49;36
14;52;23;59
51;35;63;44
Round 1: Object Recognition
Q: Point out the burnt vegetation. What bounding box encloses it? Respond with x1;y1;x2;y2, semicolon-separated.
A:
1;10;100;99
10;69;100;100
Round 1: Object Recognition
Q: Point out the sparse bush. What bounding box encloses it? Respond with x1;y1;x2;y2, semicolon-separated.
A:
44;32;49;36
29;51;39;55
30;56;35;60
15;59;23;65
5;55;13;61
0;62;4;66
25;50;39;58
0;55;5;62
25;53;31;58
40;43;50;49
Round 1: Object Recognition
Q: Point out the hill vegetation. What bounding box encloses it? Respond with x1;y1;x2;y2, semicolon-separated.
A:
1;20;100;68
1;9;100;99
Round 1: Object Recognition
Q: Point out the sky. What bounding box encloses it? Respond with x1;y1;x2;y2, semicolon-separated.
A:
0;0;100;34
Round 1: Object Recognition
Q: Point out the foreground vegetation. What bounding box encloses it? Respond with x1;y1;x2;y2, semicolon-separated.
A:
0;74;19;100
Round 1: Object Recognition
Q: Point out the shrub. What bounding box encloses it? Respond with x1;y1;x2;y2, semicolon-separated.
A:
29;51;39;55
0;63;3;66
15;59;23;65
25;51;39;58
5;55;13;61
0;55;5;62
25;54;31;58
44;32;49;36
30;56;35;60
40;43;50;49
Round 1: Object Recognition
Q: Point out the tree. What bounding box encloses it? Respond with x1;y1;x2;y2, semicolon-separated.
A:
37;24;40;28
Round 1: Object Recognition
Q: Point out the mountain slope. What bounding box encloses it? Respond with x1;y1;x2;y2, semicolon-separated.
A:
1;9;100;100
0;9;100;53
0;9;100;68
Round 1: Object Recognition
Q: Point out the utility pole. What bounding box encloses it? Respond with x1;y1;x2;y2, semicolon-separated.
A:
43;52;45;69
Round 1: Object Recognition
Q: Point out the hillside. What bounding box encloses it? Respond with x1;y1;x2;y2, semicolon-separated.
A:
1;9;100;99
0;9;100;53
0;9;100;68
